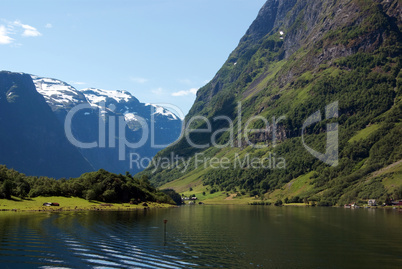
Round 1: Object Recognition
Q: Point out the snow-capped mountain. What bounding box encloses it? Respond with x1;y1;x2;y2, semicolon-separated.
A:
5;73;183;176
32;76;87;109
81;88;179;121
0;71;93;178
31;76;180;123
145;103;179;121
81;88;137;104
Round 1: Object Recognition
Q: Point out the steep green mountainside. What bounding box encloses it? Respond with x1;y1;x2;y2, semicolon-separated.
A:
143;0;402;205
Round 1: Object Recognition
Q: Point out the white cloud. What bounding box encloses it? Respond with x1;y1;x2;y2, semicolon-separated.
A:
45;23;52;29
0;20;42;45
0;25;14;44
130;77;148;84
171;88;198;97
13;20;41;37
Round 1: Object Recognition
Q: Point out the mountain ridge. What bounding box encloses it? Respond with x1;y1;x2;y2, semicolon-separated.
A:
33;74;183;176
0;71;94;178
144;0;402;206
0;72;183;178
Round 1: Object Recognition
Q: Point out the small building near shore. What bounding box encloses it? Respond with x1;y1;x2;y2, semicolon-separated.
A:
43;202;59;206
368;199;377;206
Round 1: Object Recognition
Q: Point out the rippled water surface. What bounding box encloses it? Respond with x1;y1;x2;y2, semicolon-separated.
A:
0;206;401;268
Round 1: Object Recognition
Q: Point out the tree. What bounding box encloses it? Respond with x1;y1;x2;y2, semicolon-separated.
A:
274;199;283;206
102;189;117;202
1;180;13;199
86;189;96;201
14;183;30;198
161;189;182;205
394;186;402;200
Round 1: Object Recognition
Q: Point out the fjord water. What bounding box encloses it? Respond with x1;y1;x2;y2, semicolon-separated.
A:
0;206;401;268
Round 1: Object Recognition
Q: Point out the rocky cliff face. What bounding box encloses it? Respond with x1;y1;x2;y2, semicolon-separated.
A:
145;0;401;205
0;72;93;178
193;0;401;114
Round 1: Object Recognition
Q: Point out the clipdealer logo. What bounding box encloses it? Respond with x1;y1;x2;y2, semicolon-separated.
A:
63;101;339;171
301;101;339;167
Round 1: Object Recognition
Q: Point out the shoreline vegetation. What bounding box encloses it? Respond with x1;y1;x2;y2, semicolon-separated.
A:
179;190;402;209
1;195;400;213
0;166;182;210
1;164;400;212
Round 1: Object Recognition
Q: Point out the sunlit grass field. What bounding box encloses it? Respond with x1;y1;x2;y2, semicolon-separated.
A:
0;196;173;212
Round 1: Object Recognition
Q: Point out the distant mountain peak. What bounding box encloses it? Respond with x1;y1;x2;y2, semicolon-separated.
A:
18;73;183;175
80;87;180;121
31;75;87;109
81;88;139;105
145;103;179;121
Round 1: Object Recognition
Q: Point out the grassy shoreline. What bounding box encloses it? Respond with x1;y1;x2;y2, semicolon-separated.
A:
184;194;402;209
0;196;175;213
1;196;400;212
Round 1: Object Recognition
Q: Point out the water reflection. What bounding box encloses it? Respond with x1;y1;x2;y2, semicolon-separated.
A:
0;206;401;268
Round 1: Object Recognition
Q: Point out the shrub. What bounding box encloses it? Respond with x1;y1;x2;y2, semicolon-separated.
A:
274;199;283;206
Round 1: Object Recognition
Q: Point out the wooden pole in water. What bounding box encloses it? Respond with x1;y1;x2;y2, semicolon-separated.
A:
163;219;168;246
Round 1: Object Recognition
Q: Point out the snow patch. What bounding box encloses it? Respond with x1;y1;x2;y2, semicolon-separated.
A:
145;103;178;120
81;88;132;104
31;75;84;106
124;113;139;122
83;93;107;104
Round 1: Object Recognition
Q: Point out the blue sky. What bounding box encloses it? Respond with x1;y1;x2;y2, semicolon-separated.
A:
1;0;266;115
